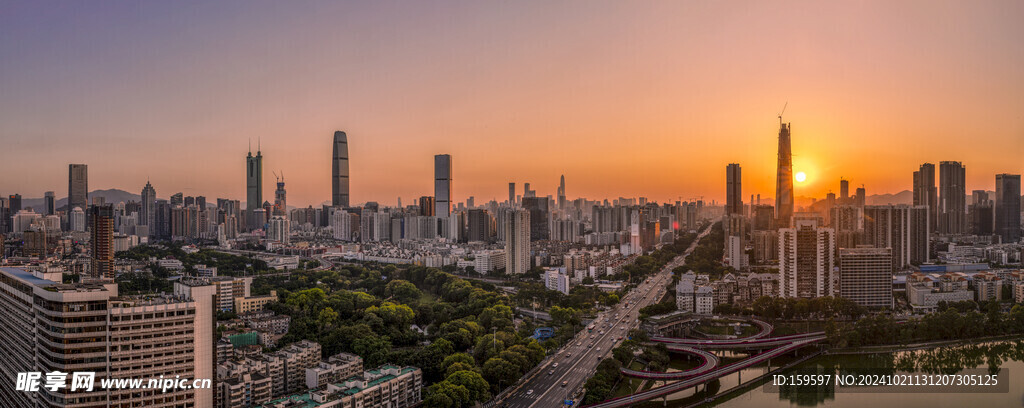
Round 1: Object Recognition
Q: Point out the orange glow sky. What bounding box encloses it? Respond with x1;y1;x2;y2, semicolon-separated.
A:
1;1;1022;207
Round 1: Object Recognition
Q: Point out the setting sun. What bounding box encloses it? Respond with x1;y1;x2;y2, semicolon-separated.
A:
795;172;807;183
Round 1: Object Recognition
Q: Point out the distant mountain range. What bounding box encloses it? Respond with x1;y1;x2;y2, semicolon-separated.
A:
865;190;913;205
21;189;141;211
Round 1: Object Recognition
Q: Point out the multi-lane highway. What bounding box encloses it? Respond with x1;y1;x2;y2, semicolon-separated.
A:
496;224;714;408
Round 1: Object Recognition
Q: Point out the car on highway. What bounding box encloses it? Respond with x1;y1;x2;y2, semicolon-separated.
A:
561;381;568;387
548;370;554;375
526;389;533;395
553;363;558;368
566;352;571;358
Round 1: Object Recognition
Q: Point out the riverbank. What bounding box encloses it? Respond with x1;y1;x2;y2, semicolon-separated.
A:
827;333;1024;355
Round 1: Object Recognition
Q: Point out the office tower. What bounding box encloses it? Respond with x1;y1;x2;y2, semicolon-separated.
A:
994;174;1021;243
43;191;55;215
821;192;836;226
88;204;114;278
863;205;930;270
522;197;549;240
467;209;492;243
274;173;287;216
153;199;171;239
140;180;156;234
972;190;990;206
68;163;88;212
775;121;794;228
268;215;290;244
913;163;938;232
246;144;264;224
726;163;742;215
332;131;350;207
855;187;866;209
0;268;214;408
171;192;184;207
938;161;966;234
839;247;893;308
434;154;452;218
557;175;566;210
509;182;516;206
778;218;836;298
418;196;435;216
7;194;21;215
524;183;535;198
752;230;778;264
752;205;774;231
970;201;995;236
840;178;849;203
504;208;530;274
69;206;86;232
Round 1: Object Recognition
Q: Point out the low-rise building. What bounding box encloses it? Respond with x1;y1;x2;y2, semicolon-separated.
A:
907;273;975;313
973;271;1003;302
236;290;279;314
306;352;364;389
218;372;272;408
262;365;422;408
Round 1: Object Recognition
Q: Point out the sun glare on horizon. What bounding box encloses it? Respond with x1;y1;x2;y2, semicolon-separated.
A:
795;171;807;183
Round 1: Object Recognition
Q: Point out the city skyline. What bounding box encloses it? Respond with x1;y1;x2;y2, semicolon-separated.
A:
1;1;1022;206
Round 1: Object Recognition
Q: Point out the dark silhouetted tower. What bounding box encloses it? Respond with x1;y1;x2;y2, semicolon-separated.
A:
775;121;794;228
332;131;350;207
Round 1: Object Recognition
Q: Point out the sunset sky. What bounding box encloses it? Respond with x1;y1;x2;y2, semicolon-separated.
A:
1;1;1022;207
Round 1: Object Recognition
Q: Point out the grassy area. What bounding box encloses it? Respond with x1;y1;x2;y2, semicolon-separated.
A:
694;320;761;337
771;321;828;336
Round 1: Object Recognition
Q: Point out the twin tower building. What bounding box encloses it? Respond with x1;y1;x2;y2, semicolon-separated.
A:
243;131;350;224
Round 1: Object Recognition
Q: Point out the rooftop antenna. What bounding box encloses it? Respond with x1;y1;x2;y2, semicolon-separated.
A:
778;101;788;125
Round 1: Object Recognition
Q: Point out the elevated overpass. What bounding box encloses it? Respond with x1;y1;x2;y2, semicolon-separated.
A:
619;345;719;380
583;336;826;408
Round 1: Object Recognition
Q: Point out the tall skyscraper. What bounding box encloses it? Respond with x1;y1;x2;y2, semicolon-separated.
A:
775;121;794;228
504;208;531;274
246;144;264;228
7;194;21;214
418;196;435;216
332;131;350;207
467;209;492;243
840;178;850;203
778;218;836;298
434;154;452;218
89;204;114;279
913;163;937;232
839;247;893;308
938;161;966;234
726;163;742;215
994;174;1021;243
68;163;88;212
855;186;866;209
508;182;516;206
43;191;55;215
557;175;566;210
522;197;549;241
140;181;156;234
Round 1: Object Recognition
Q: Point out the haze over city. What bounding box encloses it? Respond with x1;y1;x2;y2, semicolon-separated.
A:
2;1;1023;206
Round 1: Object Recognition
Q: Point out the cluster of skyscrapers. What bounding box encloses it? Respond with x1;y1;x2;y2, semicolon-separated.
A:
720;118;1021;309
